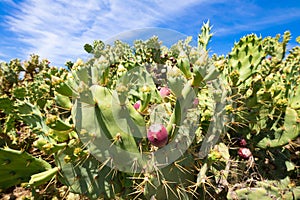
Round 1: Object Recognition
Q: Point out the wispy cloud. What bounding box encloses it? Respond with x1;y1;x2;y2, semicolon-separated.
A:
3;0;211;66
2;0;300;66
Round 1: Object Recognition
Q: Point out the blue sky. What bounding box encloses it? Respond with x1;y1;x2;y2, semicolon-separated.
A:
0;0;300;67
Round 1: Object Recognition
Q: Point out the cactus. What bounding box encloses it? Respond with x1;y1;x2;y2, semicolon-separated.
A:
52;28;300;200
0;56;70;191
50;21;240;200
73;84;145;170
198;20;213;52
223;31;300;148
214;31;300;200
227;34;266;86
51;24;217;199
0;147;52;189
27;167;59;187
54;92;72;110
55;145;123;199
256;107;300;148
262;31;291;62
143;153;195;200
1;21;299;200
227;177;300;200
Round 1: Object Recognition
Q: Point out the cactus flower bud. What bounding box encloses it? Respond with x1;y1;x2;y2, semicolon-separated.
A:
147;124;168;147
159;86;171;98
133;100;141;110
238;147;252;159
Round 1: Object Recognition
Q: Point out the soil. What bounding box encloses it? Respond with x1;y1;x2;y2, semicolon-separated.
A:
0;187;31;200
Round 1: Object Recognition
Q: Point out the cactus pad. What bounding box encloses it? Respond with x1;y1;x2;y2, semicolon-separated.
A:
0;148;51;189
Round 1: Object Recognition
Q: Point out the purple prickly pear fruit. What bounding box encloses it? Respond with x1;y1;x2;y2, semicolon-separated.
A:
238;147;252;159
239;138;247;147
159;86;171;98
133;100;141;110
147;124;168;147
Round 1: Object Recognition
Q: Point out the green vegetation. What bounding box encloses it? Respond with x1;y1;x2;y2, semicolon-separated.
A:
0;21;299;199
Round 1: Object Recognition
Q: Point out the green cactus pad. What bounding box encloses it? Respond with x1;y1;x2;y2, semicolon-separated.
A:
227;177;300;200
27;167;59;187
56;148;122;199
228;34;265;85
144;154;195;200
55;93;72;110
55;81;74;97
46;115;73;131
17;100;49;133
257;107;300;148
72;85;147;172
0;148;51;189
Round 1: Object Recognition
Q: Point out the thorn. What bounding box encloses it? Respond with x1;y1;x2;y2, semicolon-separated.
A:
161;178;177;199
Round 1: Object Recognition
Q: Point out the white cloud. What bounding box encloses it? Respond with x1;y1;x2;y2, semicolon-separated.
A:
4;0;208;66
4;0;299;66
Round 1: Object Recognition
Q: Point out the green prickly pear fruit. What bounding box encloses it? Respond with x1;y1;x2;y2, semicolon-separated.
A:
117;64;127;77
147;124;168;147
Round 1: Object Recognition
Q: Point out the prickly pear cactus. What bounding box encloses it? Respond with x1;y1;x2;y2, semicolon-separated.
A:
0;147;52;189
0;54;72;195
227;34;265;86
1;21;299;200
223;31;300;148
55;144;123;199
143;154;195;200
227;177;300;200
0;54;71;149
52;22;228;199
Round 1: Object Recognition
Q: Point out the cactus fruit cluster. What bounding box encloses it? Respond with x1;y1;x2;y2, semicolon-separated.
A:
0;21;299;199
